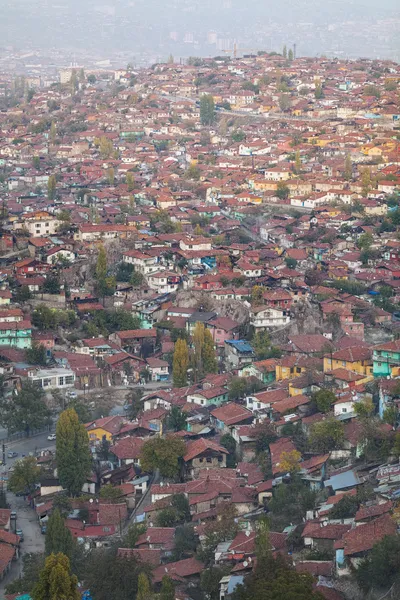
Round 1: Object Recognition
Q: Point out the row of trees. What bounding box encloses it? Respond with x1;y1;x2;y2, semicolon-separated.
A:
173;322;217;387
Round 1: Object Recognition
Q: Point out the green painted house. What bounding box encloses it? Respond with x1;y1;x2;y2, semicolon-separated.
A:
373;339;400;377
187;386;228;407
238;360;277;384
0;321;32;349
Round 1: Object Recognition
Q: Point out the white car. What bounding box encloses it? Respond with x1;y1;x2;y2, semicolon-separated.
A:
47;433;56;441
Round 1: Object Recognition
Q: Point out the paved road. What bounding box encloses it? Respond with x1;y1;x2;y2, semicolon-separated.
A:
0;491;45;597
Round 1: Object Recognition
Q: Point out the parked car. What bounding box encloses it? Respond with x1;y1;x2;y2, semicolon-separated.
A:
41;524;47;534
47;434;56;441
10;511;16;520
16;529;24;542
66;391;77;399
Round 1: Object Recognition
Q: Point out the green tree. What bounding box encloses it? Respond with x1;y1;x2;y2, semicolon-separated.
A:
278;93;290;112
56;409;92;496
282;45;287;59
45;509;74;559
228;376;248;400
43;274;61;294
361;167;372;196
173;523;198;560
0;381;52;435
70;70;79;93
47;174;56;201
288;48;294;62
98;136;113;159
167;406;187;432
160;576;175;600
364;84;380;98
203;328;218;374
107;167;115;185
126;172;135;191
50;121;57;143
383;405;398;427
15;285;32;302
201;566;231;600
314;80;323;99
52;494;72;517
32;552;80;600
309;418;344;453
140;436;186;478
312;389;336;413
8;456;42;494
200;94;215;126
294;150;301;174
344;153;352;181
276;181;290;199
68;398;92;423
356;535;400;592
25;343;47;366
220;433;237;468
329;495;359;519
83;546;152;600
173;338;189;387
137;573;152;600
171;493;191;522
155;506;180;527
99;485;123;504
357;231;373;251
33;156;41;169
122;523;147;548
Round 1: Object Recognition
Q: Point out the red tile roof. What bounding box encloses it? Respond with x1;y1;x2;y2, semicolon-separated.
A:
153;557;204;583
117;547;161;566
341;514;396;556
211;402;253;426
355;501;392;522
184;438;229;462
111;437;145;460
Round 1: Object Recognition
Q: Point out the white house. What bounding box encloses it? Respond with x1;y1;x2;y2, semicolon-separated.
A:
250;306;290;330
27;367;75;390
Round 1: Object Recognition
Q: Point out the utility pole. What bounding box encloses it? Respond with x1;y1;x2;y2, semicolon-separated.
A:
2;443;5;467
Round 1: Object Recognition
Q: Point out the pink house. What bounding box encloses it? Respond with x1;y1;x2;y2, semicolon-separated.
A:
206;317;240;346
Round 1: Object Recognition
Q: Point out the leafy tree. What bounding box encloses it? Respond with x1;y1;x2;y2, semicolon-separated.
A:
173;338;189;387
279;449;301;474
185;162;201;180
285;256;297;269
254;422;277;453
140;435;186;478
98;435;111;461
364;84;380;98
383;405;398;427
122;523;147;548
171;493;191;522
220;433;237;468
314;80;323;99
26;343;47;366
228;376;248;400
99;485;123;503
203;328;218;374
173;524;198;560
107;167;115;185
251;285;263;306
50;121;57;143
252;331;281;360
282;45;287;59
83;546;152;600
231;130;246;143
87;74;96;84
47;175;56;201
126;172;135;191
52;494;72;517
130;270;145;287
357;231;373;250
0;381;52;435
356;535;400;592
201;566;231;600
344;153;352;181
33;156;41;170
56;409;92;496
155;506;180;527
329;495;359;519
32;552;80;600
45;509;74;559
278;93;290;112
137;573;152;600
276;181;290;199
98;136;113;159
68;398;92;423
160;576;175;600
288;48;294;62
8;456;42;494
309;418;344;453
167;406;187;432
312;389;336;413
43;274;61;294
361;168;372;196
200;94;215;126
15;285;32;302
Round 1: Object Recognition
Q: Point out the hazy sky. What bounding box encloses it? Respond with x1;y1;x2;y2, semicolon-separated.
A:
1;0;400;63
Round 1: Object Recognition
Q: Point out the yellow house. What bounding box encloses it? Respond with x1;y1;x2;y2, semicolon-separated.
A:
275;356;308;381
323;347;373;377
85;415;126;443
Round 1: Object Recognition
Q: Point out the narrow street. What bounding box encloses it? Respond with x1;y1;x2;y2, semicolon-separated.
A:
0;494;45;597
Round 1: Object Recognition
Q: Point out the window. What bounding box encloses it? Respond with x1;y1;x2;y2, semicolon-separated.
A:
65;375;74;384
103;527;111;532
58;377;64;386
342;408;347;413
206;457;212;463
199;458;204;463
45;222;49;226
